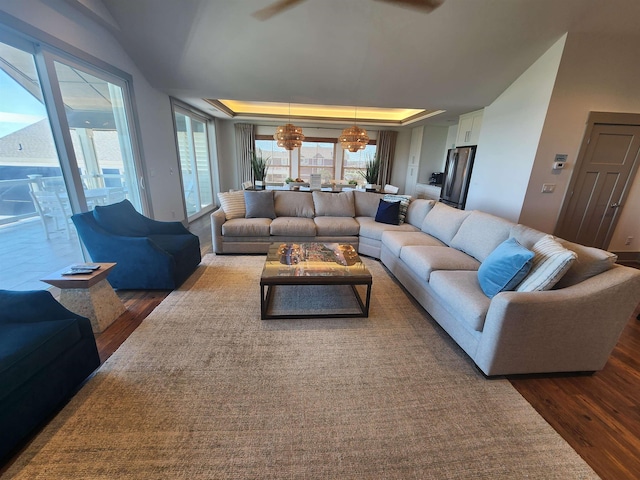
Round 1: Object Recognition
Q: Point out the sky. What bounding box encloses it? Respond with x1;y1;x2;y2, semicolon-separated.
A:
0;69;47;139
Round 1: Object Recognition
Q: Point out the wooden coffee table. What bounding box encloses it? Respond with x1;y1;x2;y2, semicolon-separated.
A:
41;262;126;333
260;242;372;320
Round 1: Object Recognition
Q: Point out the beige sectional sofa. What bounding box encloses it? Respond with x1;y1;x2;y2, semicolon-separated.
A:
212;190;640;376
211;190;421;255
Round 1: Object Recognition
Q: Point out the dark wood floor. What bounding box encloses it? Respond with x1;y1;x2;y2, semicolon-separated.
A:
4;212;640;479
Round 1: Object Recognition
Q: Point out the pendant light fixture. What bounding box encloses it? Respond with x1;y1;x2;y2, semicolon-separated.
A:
274;103;305;150
340;107;370;153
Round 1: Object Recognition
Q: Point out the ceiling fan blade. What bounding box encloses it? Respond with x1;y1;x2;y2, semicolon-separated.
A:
374;0;445;13
252;0;307;21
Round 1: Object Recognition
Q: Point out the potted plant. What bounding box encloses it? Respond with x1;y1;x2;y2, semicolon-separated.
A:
250;150;270;189
359;154;381;190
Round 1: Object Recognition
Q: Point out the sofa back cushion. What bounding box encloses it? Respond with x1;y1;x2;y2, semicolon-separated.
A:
420;202;471;245
274;191;315;218
405;199;435;229
354;191;384;217
217;191;246;220
244;190;276;219
509;224;547;249
554;239;617;288
450;211;514;261
93;199;149;236
313;191;355;217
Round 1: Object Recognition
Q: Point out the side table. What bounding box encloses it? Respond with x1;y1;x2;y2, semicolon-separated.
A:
41;263;126;333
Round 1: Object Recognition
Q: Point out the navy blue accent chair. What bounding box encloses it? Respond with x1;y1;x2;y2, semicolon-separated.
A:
72;200;201;290
0;289;100;461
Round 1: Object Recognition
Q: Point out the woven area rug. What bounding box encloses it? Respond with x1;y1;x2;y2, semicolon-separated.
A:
5;254;598;479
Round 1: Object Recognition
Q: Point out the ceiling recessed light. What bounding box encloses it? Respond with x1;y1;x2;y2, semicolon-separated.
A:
205;100;444;126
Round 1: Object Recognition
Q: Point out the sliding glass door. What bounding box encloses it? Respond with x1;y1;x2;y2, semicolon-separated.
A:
174;107;214;219
52;59;143;211
0;30;146;290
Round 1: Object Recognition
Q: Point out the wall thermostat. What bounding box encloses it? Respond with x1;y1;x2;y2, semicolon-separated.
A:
553;154;568;170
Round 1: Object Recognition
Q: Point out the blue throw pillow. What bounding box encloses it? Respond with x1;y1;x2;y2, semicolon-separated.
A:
244;190;276;219
478;237;534;298
375;199;401;225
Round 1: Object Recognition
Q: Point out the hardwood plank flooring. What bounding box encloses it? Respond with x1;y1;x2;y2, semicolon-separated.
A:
4;212;640;479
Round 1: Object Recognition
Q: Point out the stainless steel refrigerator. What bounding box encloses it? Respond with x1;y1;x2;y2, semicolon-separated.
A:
440;146;476;209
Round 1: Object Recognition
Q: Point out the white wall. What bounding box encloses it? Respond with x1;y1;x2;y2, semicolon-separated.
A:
418;125;449;183
214;119;237;195
465;35;566;222
445;124;458;151
391;129;411;193
0;0;184;220
519;32;640;252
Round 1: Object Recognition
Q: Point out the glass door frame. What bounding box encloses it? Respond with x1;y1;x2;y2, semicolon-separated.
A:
34;45;150;216
171;98;218;222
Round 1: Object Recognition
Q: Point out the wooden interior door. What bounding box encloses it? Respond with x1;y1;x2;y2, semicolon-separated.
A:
556;115;640;249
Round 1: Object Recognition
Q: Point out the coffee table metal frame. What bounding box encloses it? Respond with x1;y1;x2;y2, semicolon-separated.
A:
260;243;372;320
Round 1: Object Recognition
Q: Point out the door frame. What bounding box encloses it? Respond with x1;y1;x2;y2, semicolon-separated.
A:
555;111;640;249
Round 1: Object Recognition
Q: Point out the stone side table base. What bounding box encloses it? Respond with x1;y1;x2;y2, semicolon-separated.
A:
59;279;126;333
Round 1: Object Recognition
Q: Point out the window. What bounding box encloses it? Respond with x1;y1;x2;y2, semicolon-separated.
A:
342;143;377;184
255;137;290;183
0;31;145;290
174;106;214;219
298;140;336;183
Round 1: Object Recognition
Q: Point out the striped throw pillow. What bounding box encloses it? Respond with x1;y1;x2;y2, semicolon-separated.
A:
515;235;577;292
383;194;411;224
217;191;246;219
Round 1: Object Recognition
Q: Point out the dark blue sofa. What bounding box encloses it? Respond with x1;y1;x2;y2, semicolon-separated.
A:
72;200;201;290
0;290;100;461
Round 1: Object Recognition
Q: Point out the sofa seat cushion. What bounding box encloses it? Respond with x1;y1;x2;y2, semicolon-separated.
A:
274;191;315;218
357;217;419;242
450;211;514;262
222;218;272;237
381;231;445;257
400;246;481;281
0;319;82;402
270;217;316;236
314;216;360;236
421;202;471;245
429;271;491;332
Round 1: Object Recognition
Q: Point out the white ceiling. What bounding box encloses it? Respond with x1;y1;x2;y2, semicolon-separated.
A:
93;0;640;127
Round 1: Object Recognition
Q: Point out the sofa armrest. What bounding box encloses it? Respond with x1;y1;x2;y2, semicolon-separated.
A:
0;290;86;325
475;265;640;375
211;208;226;254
